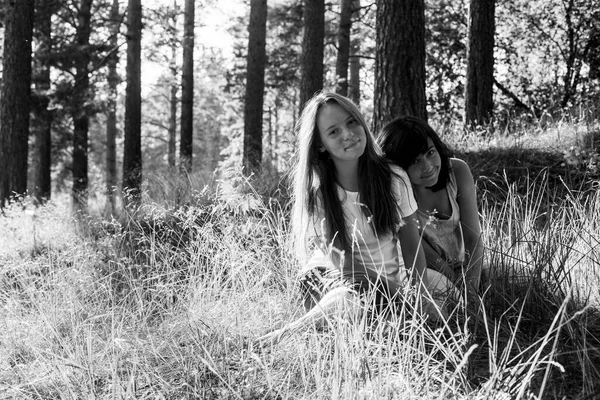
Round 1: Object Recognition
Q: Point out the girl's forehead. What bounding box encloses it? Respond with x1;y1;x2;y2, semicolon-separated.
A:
316;103;349;127
410;136;433;157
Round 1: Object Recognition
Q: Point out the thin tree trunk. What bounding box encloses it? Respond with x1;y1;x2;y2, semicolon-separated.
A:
179;0;194;173
465;0;495;127
271;103;279;170
105;0;120;214
242;0;268;175
33;0;53;204
299;0;325;109
168;0;178;168
0;0;34;207
123;0;143;207
348;0;361;104
72;0;93;213
169;76;178;168
335;0;352;96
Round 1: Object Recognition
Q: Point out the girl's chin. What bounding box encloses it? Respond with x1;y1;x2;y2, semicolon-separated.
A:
423;178;440;188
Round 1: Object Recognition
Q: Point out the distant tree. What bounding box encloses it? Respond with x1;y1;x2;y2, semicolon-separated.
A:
495;0;600;116
335;0;352;96
123;0;142;207
243;0;268;175
168;0;179;168
44;0;116;199
0;0;34;208
465;0;495;126
71;0;94;213
425;0;467;120
105;0;121;214
31;0;55;204
264;2;303;118
299;0;325;109
179;0;194;173
348;0;361;104
142;1;183;168
373;0;427;133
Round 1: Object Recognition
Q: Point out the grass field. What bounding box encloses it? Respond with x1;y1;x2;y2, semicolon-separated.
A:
1;117;600;399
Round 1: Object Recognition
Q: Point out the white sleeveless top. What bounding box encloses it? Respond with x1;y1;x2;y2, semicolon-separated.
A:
310;166;417;285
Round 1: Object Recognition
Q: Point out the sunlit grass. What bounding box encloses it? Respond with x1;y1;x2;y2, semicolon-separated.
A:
1;118;599;399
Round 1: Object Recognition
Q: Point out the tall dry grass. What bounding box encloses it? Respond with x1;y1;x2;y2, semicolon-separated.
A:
1;119;600;398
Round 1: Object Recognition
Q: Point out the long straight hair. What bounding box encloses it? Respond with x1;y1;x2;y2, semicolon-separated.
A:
377;116;453;192
291;92;400;260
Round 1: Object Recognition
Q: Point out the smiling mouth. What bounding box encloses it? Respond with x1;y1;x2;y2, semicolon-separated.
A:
345;140;360;150
422;171;437;180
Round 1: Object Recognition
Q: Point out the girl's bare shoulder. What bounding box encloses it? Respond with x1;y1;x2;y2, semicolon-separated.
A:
450;157;475;188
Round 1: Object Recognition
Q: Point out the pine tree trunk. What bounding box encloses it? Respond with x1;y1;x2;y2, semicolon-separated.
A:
0;0;34;207
105;0;120;214
169;76;178;168
123;0;143;207
168;2;178;169
179;0;195;173
348;0;361;104
373;0;427;133
71;0;93;213
335;0;352;96
299;0;325;109
242;0;268;175
32;0;53;204
465;0;495;127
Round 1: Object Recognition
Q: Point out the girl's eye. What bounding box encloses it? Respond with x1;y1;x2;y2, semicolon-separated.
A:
411;158;420;165
427;149;436;156
347;118;357;125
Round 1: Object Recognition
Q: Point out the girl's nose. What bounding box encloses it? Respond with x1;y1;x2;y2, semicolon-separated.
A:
342;128;354;140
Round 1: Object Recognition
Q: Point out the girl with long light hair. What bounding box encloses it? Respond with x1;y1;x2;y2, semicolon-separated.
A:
259;93;448;344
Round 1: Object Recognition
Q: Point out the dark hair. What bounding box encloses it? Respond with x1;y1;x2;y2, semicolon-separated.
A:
292;92;401;256
377;116;453;192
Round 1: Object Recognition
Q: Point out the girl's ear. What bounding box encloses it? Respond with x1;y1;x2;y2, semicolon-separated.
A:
316;141;326;152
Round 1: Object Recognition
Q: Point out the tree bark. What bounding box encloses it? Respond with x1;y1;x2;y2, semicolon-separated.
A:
168;1;178;168
465;0;495;127
32;0;53;204
335;0;352;96
373;0;427;133
0;0;34;208
71;0;93;213
105;0;120;214
243;0;268;175
169;59;178;168
348;0;361;105
123;0;143;207
299;0;325;109
179;0;194;173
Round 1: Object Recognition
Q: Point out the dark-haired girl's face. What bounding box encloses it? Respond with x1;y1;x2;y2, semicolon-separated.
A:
406;138;441;188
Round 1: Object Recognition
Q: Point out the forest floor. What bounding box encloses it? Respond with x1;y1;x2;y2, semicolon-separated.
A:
1;117;600;399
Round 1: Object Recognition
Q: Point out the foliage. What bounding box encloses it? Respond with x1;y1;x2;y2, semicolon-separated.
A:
495;0;600;118
425;0;468;121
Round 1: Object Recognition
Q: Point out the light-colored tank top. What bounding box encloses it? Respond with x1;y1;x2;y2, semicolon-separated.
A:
415;169;465;264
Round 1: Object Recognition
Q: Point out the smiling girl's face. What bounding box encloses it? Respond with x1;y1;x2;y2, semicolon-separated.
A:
406;138;442;188
316;102;366;167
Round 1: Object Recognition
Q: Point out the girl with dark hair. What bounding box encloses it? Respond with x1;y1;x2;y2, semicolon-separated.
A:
377;116;484;297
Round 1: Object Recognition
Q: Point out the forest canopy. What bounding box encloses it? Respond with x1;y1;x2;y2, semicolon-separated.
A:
0;0;598;210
